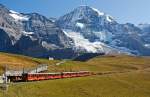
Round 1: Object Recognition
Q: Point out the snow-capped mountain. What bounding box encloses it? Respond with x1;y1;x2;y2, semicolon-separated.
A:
0;4;74;58
56;5;116;30
0;4;150;59
56;6;117;42
56;5;150;56
56;5;120;54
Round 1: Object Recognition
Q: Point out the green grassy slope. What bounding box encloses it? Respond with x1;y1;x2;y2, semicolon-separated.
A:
1;72;150;97
0;53;150;97
0;52;59;74
50;55;150;73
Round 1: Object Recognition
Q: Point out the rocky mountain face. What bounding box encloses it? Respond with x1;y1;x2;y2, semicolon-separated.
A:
138;24;150;46
56;5;150;56
0;4;74;58
0;4;150;59
0;29;12;51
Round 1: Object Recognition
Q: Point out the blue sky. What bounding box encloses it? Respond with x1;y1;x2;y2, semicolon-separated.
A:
0;0;150;24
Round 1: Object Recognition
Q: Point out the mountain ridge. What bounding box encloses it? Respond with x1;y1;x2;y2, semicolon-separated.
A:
56;5;150;56
0;4;150;59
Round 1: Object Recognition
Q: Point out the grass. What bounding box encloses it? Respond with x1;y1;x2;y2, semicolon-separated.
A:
51;55;150;73
0;52;59;74
1;72;150;97
0;52;150;97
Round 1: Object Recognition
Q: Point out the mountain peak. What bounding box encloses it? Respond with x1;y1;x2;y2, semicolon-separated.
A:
76;5;105;16
56;5;116;30
59;5;115;24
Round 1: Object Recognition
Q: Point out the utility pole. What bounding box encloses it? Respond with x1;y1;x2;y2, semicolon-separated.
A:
2;65;8;96
4;65;8;90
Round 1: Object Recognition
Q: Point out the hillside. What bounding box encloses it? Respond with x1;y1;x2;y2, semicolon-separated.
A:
0;52;59;74
0;53;150;97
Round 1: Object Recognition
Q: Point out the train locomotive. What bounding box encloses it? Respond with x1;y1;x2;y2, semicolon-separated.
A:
22;71;91;81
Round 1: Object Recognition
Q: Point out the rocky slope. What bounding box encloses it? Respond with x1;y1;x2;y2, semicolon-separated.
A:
56;5;150;56
0;4;74;58
0;4;150;59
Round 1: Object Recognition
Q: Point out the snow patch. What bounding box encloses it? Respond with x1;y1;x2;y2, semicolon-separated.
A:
22;31;34;36
89;7;114;22
9;10;19;14
144;44;150;48
9;10;29;21
76;22;85;29
93;31;113;42
90;7;104;16
63;30;132;55
63;30;105;53
106;15;113;22
42;41;58;50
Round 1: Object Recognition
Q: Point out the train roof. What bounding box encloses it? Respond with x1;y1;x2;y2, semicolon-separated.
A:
27;72;61;75
63;71;89;73
26;71;90;75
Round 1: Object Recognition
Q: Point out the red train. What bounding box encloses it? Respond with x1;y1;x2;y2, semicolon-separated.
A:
22;71;91;81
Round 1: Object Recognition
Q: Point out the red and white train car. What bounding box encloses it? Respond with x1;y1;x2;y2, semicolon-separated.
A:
22;71;90;81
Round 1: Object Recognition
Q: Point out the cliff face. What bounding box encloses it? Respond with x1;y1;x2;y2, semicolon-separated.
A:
0;4;150;59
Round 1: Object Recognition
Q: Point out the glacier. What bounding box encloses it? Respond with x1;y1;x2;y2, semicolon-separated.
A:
9;10;29;21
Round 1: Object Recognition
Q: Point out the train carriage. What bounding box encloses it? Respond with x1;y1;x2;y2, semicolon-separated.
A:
22;71;91;82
